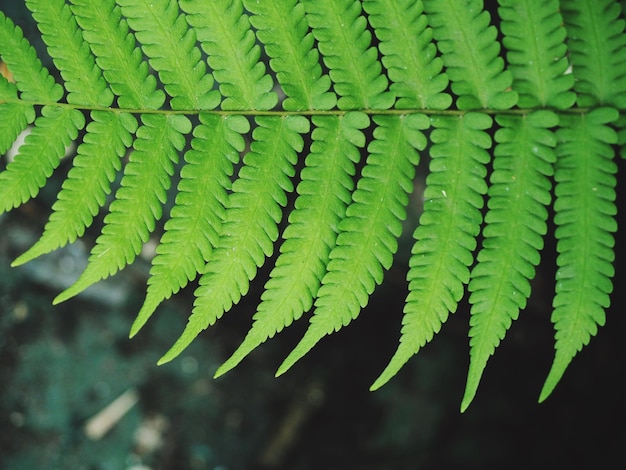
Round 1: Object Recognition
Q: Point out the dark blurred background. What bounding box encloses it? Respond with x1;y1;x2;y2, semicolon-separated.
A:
2;2;625;469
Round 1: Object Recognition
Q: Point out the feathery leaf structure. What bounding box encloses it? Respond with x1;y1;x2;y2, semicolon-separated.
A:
0;0;624;410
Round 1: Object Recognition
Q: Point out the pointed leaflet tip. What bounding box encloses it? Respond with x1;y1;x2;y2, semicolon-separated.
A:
275;324;327;377
53;281;86;305
460;356;489;413
538;351;573;403
370;345;416;391
214;328;267;378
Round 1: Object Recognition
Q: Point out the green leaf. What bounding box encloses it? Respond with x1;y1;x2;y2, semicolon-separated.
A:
216;113;368;377
244;0;336;111
0;106;84;213
0;102;35;155
372;112;492;392
131;113;249;336
423;0;517;110
561;0;626;108
539;108;618;402
0;11;62;102
461;111;558;411
180;0;277;110
302;0;395;110
116;0;219;110
13;111;138;266
54;114;191;304
69;0;164;109
278;114;429;376
25;0;113;107
159;115;308;364
363;0;450;109
499;0;575;109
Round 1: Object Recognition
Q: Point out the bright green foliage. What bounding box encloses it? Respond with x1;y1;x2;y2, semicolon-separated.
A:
0;106;84;212
216;112;368;377
0;13;62;102
561;0;626;107
460;0;576;410
0;0;625;410
159;115;309;364
117;0;219;111
540;108;618;402
69;0;164;110
277;113;429;376
498;0;575;109
25;0;113;107
54;113;191;304
423;0;517;110
302;0;394;110
243;0;336;111
462;111;559;411
372;113;492;391
13;111;138;265
180;0;277;111
131;114;248;337
362;0;451;110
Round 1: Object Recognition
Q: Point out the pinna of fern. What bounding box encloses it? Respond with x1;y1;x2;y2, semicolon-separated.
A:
0;0;624;411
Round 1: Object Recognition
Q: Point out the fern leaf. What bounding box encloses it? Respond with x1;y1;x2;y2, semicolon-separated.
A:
362;0;451;110
158;116;309;364
539;108;618;402
278;114;429;376
69;0;164;109
498;0;575;109
180;0;277;110
116;0;219;111
0;11;62;102
422;0;517;110
561;0;626;108
0;106;84;213
371;112;492;391
215;112;369;377
54;114;192;304
0;102;35;156
12;111;138;266
461;111;558;411
25;0;113;107
302;0;394;110
243;0;336;111
131;113;249;337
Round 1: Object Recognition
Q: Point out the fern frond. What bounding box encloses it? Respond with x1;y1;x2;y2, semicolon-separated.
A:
278;114;428;376
0;12;62;102
422;0;517;110
539;108;618;402
216;112;369;377
54;114;192;304
0;101;35;156
25;0;113;107
158;116;309;364
458;0;578;411
180;0;277;110
116;0;219;111
362;0;451;110
131;113;249;337
0;106;84;213
243;0;336;111
302;0;394;110
561;0;626;107
12;111;138;266
371;112;492;391
498;0;575;109
69;0;164;109
461;111;558;411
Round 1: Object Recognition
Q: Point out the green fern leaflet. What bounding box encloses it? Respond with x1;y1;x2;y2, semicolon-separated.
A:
0;0;624;411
